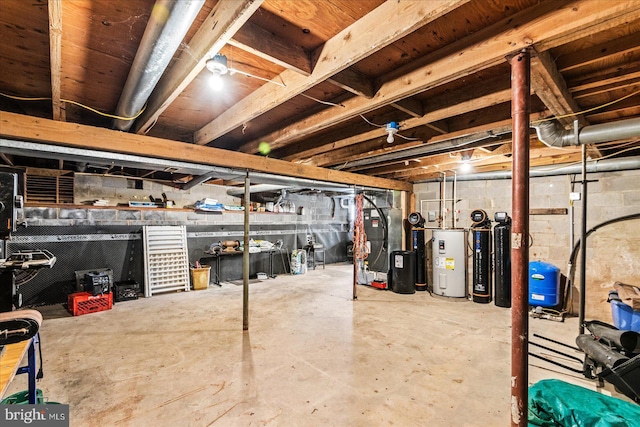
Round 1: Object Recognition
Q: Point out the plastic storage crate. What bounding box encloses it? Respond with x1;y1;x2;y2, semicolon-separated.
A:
114;281;140;302
68;292;113;316
611;299;640;332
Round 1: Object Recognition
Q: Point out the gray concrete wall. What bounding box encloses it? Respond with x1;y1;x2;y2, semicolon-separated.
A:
73;173;240;207
414;169;640;324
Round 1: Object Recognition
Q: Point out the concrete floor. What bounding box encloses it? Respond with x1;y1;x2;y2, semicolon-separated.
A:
6;264;621;426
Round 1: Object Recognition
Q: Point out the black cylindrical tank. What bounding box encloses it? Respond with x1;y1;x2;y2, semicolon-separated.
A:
413;228;426;291
390;250;416;294
471;209;492;304
494;212;511;308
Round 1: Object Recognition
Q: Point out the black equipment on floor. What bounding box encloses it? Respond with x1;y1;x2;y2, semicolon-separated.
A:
528;321;640;403
470;209;492;304
578;320;640;403
389;250;416;294
493;212;511;308
408;212;426;291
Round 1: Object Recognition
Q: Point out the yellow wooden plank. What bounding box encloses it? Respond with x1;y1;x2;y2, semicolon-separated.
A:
0;340;30;399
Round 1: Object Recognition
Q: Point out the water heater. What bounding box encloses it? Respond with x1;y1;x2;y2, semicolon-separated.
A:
431;229;467;298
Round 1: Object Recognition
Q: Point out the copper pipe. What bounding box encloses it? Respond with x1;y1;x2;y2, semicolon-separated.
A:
510;49;530;427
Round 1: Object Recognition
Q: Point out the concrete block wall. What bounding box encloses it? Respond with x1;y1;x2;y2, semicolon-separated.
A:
73;173;240;207
414;169;640;323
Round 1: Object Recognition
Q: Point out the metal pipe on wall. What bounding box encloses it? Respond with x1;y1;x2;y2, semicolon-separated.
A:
415;156;640;183
243;172;250;331
510;49;530;427
579;142;588;335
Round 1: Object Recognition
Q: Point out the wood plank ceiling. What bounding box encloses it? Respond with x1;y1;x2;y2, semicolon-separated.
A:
0;0;639;186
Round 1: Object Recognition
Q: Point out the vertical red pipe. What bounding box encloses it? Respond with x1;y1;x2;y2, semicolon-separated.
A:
510;49;530;427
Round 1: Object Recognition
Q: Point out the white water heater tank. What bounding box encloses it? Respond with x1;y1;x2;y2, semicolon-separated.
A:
432;229;467;298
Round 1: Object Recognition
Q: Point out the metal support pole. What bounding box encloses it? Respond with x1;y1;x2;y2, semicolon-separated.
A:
243;172;250;331
510;48;530;427
579;142;587;334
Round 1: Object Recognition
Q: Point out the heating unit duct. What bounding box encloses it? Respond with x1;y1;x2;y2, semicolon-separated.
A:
112;0;205;131
533;117;640;148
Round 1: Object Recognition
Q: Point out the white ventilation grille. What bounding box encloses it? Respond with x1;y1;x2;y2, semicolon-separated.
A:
143;226;190;297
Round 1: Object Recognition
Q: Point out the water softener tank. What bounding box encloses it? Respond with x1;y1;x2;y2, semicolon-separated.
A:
470;209;492;304
494;212;511;308
528;261;560;307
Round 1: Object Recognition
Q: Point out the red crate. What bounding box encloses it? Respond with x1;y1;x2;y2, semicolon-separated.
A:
68;292;113;316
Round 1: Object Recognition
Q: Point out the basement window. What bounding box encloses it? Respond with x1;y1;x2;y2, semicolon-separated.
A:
127;179;144;190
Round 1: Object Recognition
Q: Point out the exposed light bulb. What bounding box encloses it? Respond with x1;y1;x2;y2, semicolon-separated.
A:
459;162;472;173
209;71;223;91
385;122;399;143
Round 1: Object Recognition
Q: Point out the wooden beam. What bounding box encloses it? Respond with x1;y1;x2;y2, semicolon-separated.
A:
0;111;412;192
327;69;376;99
0;153;14;166
531;49;587;127
194;0;470;145
284;86;514;163
403;151;585;182
569;63;640;93
530;48;601;158
391;98;424;118
228;21;311;75
48;0;63;121
556;32;640;73
133;0;264;134
529;208;568;215
573;77;640;99
239;0;640;154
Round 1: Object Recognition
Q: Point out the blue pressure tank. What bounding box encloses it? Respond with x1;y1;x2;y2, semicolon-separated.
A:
528;261;560;307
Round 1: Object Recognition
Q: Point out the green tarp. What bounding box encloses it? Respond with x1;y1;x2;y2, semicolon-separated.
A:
528;379;640;427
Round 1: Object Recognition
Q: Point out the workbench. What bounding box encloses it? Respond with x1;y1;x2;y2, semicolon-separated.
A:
199;249;285;286
0;334;38;404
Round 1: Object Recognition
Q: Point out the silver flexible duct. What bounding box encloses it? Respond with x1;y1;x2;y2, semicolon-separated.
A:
113;0;205;131
534;117;640;147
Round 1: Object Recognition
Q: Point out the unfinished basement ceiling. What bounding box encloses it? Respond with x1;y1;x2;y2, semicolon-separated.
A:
0;0;639;185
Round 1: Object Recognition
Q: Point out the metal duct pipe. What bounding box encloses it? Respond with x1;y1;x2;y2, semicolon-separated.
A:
415;156;640;182
337;127;513;170
534;117;640;148
112;0;204;131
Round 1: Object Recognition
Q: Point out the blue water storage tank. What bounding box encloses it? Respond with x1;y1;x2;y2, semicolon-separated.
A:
529;261;560;307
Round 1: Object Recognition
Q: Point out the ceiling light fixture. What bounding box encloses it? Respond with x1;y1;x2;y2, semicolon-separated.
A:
205;54;228;91
386;122;400;143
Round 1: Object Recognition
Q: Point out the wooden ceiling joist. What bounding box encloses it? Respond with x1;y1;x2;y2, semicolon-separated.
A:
133;0;264;134
48;0;63;121
283;86;514;163
555;32;640;73
193;0;469;145
238;0;640;156
531;49;586;127
228;21;311;75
